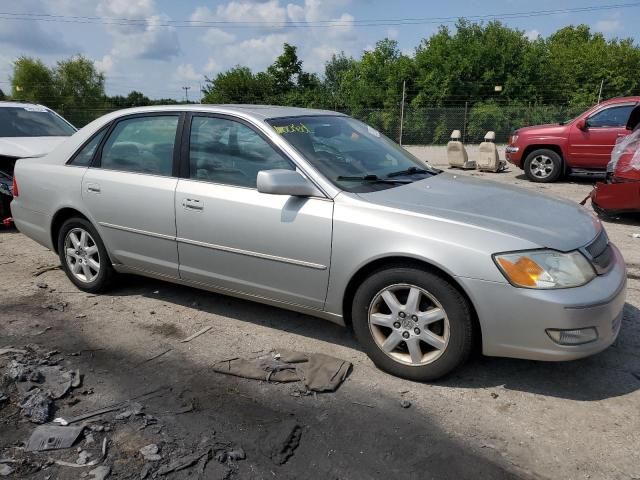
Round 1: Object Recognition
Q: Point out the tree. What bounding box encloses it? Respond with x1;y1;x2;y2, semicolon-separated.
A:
10;57;56;106
266;43;303;95
54;55;106;109
0;88;5;100
201;66;269;104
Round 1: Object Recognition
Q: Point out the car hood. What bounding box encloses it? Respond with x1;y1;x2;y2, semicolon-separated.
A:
0;136;68;159
356;173;600;252
515;123;568;136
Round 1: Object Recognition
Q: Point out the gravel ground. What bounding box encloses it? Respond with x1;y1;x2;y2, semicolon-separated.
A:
0;162;639;480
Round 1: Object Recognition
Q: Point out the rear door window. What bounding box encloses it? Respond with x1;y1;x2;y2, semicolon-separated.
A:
99;116;179;176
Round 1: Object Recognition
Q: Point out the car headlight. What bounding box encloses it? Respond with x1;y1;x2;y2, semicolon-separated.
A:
493;249;595;289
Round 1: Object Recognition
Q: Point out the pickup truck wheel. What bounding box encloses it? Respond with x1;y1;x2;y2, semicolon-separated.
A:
524;149;563;183
351;267;473;381
57;217;115;293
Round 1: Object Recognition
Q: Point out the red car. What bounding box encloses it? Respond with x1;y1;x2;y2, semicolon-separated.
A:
506;96;640;183
589;104;640;215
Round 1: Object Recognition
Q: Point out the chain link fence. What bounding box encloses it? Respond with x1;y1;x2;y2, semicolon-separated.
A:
60;103;591;145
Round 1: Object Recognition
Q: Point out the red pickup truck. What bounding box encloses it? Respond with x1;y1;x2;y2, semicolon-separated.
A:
506;96;640;182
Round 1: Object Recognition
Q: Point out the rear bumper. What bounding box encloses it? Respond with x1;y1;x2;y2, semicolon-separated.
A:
505;146;523;168
10;201;54;250
458;244;627;361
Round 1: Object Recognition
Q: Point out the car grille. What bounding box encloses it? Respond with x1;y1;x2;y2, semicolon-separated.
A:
584;230;614;275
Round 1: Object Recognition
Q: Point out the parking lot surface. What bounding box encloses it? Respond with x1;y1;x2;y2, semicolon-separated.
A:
1;162;638;479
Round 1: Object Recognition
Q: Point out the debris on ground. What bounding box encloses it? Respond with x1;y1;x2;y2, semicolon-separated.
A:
180;325;213;343
260;419;301;465
115;401;144;420
400;400;412;409
25;425;84;451
88;465;111;480
0;464;13;476
213;350;352;392
140;444;162;461
20;388;53;423
32;264;60;277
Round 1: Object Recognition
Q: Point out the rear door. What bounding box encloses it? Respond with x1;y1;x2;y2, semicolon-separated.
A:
82;113;183;277
568;103;636;168
175;113;333;309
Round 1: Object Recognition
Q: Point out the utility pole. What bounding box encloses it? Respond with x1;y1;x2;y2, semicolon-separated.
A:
399;80;406;146
462;101;468;143
182;86;191;103
597;79;604;104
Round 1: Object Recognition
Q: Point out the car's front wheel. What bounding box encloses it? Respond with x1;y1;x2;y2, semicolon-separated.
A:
351;266;473;381
524;149;563;183
57;217;115;293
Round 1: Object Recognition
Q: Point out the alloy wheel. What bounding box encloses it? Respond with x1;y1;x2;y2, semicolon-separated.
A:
368;283;450;366
529;155;554;179
64;228;100;283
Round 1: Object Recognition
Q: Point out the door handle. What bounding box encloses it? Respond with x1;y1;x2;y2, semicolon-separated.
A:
86;183;101;193
182;198;204;211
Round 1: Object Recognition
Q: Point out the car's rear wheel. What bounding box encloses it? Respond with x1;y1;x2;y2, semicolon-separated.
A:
57;217;114;293
524;149;563;183
351;266;473;381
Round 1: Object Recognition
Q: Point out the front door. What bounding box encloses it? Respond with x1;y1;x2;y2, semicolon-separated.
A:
568;103;636;168
175;114;333;309
82;114;182;277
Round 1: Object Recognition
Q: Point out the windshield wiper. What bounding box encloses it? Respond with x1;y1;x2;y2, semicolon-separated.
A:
336;175;410;183
386;166;429;178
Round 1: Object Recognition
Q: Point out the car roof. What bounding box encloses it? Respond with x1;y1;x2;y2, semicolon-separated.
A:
101;104;346;122
0;101;51;109
600;96;640;105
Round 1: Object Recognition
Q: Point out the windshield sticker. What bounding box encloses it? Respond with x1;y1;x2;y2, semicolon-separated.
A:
367;126;381;137
274;123;311;135
23;105;48;113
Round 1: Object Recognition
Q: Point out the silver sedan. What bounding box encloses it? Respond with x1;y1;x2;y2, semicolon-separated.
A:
11;105;627;381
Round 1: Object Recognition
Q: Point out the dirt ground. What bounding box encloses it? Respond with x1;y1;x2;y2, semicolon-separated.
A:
1;162;639;480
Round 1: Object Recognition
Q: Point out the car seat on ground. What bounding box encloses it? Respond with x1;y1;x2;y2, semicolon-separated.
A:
447;130;476;170
477;131;506;172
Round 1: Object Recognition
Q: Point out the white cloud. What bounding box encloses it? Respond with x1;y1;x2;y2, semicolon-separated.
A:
595;19;622;34
192;1;287;27
95;55;114;74
175;64;202;82
201;28;236;46
525;29;540;40
98;1;180;61
192;0;362;76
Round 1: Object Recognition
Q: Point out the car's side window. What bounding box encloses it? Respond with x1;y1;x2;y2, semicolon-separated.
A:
68;128;107;167
189;116;294;188
587;105;635;128
99;116;179;176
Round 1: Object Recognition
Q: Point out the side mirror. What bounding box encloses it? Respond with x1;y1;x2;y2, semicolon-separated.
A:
576;119;588;131
257;169;321;197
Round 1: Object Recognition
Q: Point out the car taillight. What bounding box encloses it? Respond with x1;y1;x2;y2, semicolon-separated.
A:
12;175;18;197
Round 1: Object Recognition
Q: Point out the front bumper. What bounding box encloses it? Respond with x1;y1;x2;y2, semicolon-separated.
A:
505;146;523;168
458;243;627;361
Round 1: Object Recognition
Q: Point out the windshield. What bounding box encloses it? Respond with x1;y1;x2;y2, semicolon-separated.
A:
267;115;437;192
0;106;76;137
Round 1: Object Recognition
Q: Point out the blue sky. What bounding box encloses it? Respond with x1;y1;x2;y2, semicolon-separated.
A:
0;0;637;100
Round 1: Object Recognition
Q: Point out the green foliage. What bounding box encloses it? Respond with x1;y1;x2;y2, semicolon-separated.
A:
0;88;5;100
11;57;56;105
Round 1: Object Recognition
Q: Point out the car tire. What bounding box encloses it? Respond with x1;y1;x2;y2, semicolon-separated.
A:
57;217;115;293
351;266;473;382
524;149;563;183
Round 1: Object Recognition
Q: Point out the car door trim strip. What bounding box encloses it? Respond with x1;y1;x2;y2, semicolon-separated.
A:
98;221;326;270
98;222;177;241
176;236;327;270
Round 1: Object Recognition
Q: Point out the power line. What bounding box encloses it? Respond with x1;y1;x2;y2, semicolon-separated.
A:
0;2;637;28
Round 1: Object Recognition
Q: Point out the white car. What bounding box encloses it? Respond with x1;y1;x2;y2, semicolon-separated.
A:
0;101;76;220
